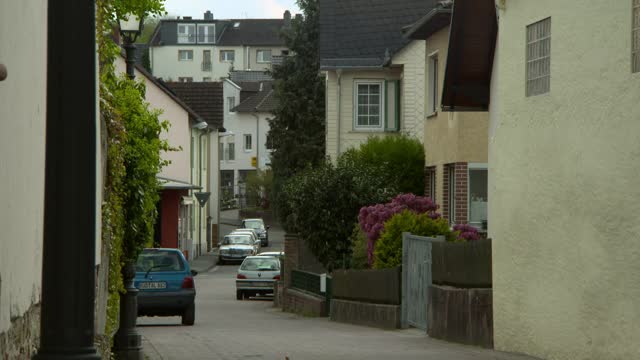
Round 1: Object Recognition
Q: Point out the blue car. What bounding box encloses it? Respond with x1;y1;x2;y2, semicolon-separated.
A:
134;248;197;325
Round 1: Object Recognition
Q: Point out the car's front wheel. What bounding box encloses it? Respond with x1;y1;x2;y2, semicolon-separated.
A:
182;303;195;326
236;290;244;300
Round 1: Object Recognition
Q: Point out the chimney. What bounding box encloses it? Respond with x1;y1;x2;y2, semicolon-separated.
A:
204;10;213;20
283;10;291;27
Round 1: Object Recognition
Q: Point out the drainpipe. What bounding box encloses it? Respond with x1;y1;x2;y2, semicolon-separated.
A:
336;69;342;157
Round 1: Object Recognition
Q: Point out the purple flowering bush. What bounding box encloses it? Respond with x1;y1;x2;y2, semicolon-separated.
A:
452;224;481;241
358;194;440;265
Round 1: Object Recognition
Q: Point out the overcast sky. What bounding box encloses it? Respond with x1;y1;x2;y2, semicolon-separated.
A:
162;0;301;19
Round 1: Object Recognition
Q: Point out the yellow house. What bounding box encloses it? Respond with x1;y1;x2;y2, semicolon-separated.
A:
442;0;640;359
404;3;489;228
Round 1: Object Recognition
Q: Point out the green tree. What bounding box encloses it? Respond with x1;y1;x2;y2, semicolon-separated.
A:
269;0;325;225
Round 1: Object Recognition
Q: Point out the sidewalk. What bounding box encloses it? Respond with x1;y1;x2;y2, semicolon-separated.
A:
188;249;218;273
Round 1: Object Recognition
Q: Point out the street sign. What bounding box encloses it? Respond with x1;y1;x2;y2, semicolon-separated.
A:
194;192;211;207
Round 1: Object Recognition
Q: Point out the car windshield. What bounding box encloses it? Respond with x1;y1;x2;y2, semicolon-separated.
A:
243;220;264;230
135;250;184;272
222;235;252;245
240;257;279;271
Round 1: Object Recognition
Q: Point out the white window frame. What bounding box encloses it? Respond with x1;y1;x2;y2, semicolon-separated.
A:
197;24;216;44
353;80;385;131
177;23;196;44
244;134;252;151
467;163;488;229
256;49;272;63
633;0;640;73
178;50;193;61
526;17;551;97
427;51;439;116
227;97;236;113
220;50;235;62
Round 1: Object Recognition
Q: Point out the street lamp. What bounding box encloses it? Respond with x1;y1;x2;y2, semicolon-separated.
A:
112;13;145;360
119;13;144;79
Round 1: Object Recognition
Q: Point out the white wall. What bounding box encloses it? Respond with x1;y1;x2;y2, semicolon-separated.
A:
150;45;287;82
0;0;47;333
115;57;191;184
491;1;640;359
220;80;272;192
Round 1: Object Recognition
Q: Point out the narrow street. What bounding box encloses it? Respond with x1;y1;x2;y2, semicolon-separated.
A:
138;223;534;360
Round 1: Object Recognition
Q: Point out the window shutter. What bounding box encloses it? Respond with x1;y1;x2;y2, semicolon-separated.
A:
385;80;400;131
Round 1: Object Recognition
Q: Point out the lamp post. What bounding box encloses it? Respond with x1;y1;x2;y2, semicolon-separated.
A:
119;14;144;79
113;13;145;360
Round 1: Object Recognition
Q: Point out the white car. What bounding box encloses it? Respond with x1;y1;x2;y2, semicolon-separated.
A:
236;256;281;300
218;234;258;265
231;229;261;250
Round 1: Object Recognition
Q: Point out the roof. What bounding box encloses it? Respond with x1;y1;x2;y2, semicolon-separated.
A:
117;51;202;122
403;4;452;40
157;176;201;190
231;82;278;113
229;71;273;83
441;0;497;111
218;19;286;46
149;19;286;47
163;82;224;127
319;0;438;70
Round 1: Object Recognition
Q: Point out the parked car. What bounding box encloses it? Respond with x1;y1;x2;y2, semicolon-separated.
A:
241;218;270;247
219;234;258;264
134;248;197;326
257;251;284;260
236;256;281;300
231;229;261;250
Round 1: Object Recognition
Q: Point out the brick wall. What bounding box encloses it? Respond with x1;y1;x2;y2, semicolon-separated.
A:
442;163;468;224
283;233;300;288
283;288;327;317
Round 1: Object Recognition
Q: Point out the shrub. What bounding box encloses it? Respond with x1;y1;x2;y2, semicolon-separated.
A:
453;224;481;241
349;224;369;270
359;194;440;265
373;210;453;269
341;135;425;195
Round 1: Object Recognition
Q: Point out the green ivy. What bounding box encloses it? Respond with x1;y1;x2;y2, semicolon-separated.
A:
96;0;167;346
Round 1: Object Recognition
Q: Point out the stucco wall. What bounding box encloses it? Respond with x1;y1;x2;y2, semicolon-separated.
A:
393;40;426;142
490;1;640;359
424;27;488;207
0;0;46;342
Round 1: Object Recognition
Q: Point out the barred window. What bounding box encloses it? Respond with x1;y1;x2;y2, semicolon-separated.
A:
526;17;551;96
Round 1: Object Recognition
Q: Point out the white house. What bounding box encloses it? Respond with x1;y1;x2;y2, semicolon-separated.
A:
148;10;290;82
320;0;436;161
220;72;276;206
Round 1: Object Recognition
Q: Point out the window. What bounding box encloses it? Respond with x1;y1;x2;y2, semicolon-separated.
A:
220;50;235;62
203;77;212;82
228;142;235;161
202;50;212;71
177;24;196;44
178;50;193;61
633;0;640;72
468;166;488;229
526;17;551;96
227;97;236;112
426;167;436;200
178;77;193;83
256;50;272;63
428;53;439;115
197;24;215;43
244;134;252;151
354;81;383;129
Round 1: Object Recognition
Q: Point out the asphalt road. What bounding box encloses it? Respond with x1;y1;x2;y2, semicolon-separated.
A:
137;223;536;360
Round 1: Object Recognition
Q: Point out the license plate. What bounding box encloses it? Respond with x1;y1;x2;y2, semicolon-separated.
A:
139;281;166;289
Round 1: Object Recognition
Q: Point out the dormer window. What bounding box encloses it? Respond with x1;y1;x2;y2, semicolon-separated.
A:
197;24;216;43
234;22;240;28
177;24;196;44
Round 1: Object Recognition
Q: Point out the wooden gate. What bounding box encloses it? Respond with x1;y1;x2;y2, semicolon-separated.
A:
401;233;444;330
